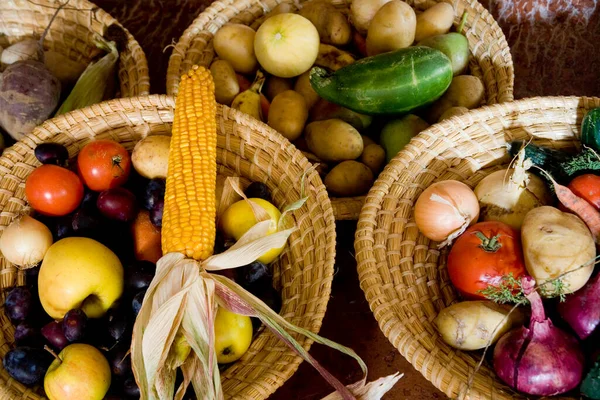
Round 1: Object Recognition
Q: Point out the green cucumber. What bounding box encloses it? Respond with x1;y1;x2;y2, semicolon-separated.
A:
581;108;600;152
309;46;453;115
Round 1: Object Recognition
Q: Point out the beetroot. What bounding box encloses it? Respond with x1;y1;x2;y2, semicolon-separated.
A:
493;277;584;396
557;272;600;339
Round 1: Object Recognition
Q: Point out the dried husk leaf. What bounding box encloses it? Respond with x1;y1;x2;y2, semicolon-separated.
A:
228;178;271;222
321;373;404;400
216;177;242;220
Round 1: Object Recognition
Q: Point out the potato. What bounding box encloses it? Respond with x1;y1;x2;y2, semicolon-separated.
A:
366;0;416;56
210;59;240;105
265;76;294;101
251;2;298;30
299;0;352;46
325;161;374;196
434;301;525;350
213;24;258;74
426;75;485;122
131;135;172;179
350;0;393;34
294;71;320;109
521;206;595;297
310;98;372;131
360;144;386;174
361;135;376;147
414;3;455;42
268;90;308;141
305;119;363;162
438;106;469;122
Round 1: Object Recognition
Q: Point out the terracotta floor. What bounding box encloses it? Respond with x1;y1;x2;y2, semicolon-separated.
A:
93;0;600;398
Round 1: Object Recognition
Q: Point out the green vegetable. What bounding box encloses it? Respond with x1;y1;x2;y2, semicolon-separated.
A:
54;36;118;116
582;108;600;152
581;360;600;399
309;46;453;115
507;141;600;184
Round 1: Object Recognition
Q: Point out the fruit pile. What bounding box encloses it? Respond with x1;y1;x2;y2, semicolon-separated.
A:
0;137;283;399
208;0;485;198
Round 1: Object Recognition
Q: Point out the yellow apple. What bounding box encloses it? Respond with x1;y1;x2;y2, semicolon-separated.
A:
219;198;283;264
39;237;124;319
44;343;111;400
214;307;253;364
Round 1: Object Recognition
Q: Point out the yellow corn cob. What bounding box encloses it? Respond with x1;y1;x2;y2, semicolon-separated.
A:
161;65;217;261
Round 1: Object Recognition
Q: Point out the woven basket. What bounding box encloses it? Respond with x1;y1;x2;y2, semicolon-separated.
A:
0;95;336;399
355;96;600;400
0;0;150;97
165;0;515;220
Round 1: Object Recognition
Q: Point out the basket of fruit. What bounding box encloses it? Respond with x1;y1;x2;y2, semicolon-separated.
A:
0;0;150;144
165;0;514;220
355;96;600;399
0;82;345;399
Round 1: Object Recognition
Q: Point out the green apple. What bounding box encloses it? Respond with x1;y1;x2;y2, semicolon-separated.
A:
214;307;253;364
39;237;124;319
44;343;111;400
419;32;470;76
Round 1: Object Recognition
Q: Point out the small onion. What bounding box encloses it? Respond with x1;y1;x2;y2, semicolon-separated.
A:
0;215;53;267
414;180;479;246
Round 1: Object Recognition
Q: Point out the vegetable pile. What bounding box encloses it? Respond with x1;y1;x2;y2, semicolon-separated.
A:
207;0;486;197
0;137;290;399
422;107;600;398
0;5;126;145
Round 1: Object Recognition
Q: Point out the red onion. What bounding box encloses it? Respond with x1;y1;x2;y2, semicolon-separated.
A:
493;277;584;396
558;272;600;339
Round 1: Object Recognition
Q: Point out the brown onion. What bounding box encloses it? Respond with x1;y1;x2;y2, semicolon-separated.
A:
414;180;479;246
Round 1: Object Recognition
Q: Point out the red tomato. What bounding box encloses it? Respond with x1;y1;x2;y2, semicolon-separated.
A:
568;174;600;210
77;140;131;191
447;221;526;299
25;165;84;216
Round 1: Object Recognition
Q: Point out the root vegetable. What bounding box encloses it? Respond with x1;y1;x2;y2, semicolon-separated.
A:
493;277;584;396
366;0;417;56
521;206;595;297
1;39;40;68
0;60;61;140
267;90;308;141
298;0;351;46
434;301;525;350
414;180;479;246
558;271;600;340
214;24;258;75
0;215;53;267
350;0;393;34
474;166;552;230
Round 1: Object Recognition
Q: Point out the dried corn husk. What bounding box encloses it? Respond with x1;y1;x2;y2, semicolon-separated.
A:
54;36;118;115
132;177;401;400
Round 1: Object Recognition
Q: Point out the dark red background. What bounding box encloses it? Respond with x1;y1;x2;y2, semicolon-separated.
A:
93;1;600;398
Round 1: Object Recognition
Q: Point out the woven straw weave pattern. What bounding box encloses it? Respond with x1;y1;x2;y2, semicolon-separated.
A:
355;96;600;400
165;0;515;220
0;0;150;96
0;95;336;399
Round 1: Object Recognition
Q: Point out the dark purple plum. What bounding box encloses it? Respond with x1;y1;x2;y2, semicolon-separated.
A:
244;182;272;202
123;376;140;397
97;188;138;222
13;322;40;346
80;188;98;210
5;287;32;322
41;321;68;351
236;261;270;289
150;199;164;228
34;143;69;165
3;347;52;386
125;260;156;291
62;309;87;342
142;179;165;211
109;346;132;379
106;308;129;343
132;290;146;317
71;207;102;236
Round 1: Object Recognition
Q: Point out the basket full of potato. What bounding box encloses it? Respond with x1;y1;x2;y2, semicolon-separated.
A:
167;0;514;220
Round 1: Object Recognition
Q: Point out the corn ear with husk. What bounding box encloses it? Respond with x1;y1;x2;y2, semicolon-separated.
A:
131;65;401;400
54;35;118;116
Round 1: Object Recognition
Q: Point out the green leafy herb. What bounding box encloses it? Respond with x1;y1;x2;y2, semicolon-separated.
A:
582;360;600;399
478;273;528;305
538;278;569;302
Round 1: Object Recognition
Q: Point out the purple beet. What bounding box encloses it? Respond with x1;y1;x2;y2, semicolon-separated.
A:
493;277;584;396
557;272;600;339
